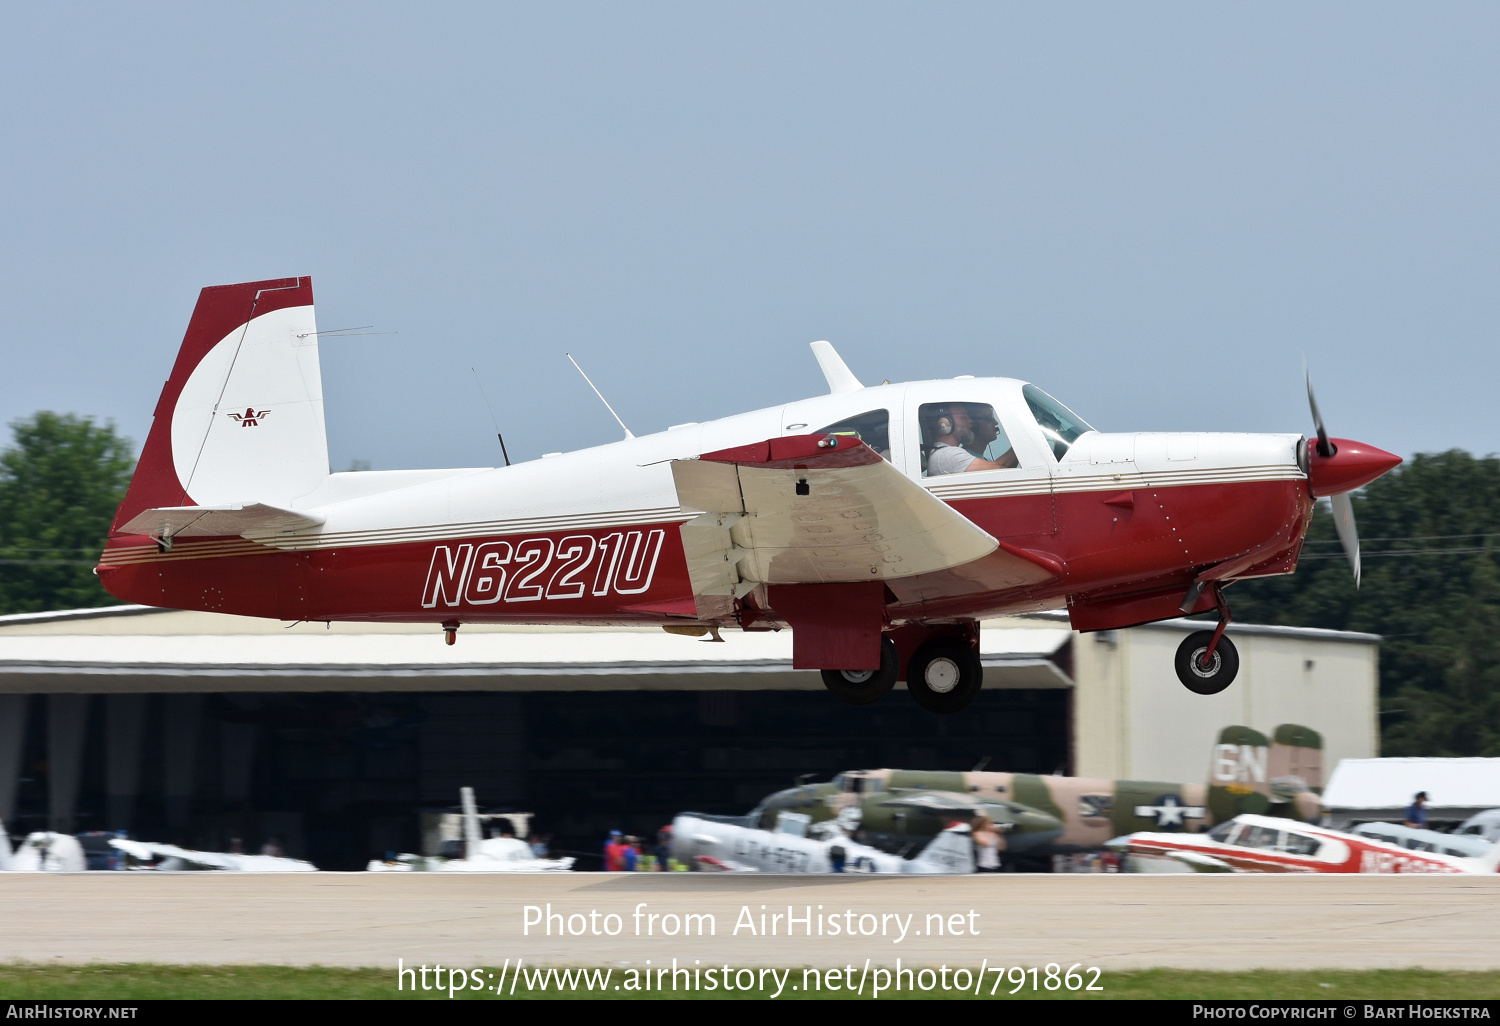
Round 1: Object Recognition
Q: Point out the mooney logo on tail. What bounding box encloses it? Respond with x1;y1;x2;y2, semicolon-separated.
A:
227;408;271;427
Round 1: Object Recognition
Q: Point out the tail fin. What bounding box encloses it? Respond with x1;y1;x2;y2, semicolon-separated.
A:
1207;726;1272;822
906;823;975;874
461;787;483;857
112;277;328;535
1269;724;1324;792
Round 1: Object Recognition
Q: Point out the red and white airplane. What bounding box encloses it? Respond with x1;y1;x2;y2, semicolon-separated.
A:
97;276;1401;713
1118;813;1500;875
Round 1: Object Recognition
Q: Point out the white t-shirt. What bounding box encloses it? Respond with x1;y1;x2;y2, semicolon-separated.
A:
975;833;1001;869
927;444;977;476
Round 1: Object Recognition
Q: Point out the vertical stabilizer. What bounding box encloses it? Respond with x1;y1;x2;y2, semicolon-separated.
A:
112;277;328;533
1206;726;1272;822
460;787;483;856
907;823;975;874
1269;724;1324;791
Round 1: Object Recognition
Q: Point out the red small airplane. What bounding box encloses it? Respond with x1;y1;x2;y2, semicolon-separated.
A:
1116;814;1500;875
98;277;1401;714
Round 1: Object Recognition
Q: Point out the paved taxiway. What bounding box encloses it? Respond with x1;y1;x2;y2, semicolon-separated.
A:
6;873;1498;970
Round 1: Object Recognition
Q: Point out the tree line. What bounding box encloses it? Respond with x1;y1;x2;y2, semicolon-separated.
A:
0;412;1496;755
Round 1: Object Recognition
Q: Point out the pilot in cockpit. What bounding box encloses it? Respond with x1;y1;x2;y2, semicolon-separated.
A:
923;403;1019;476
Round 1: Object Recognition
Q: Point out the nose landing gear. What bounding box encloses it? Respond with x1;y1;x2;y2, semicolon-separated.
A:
1174;585;1238;695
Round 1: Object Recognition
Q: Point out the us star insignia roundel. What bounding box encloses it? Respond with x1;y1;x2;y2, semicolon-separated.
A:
1133;793;1207;830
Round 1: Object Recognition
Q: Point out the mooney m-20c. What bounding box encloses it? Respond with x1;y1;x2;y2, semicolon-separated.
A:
99;277;1402;713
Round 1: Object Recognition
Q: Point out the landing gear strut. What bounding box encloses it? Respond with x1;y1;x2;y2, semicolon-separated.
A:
1174;586;1238;695
821;636;898;705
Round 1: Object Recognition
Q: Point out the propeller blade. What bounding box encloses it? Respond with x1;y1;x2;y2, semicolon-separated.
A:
1305;368;1334;458
1330;492;1361;588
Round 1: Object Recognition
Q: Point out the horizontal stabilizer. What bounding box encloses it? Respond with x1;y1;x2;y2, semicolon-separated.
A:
671;434;997;593
119;503;325;541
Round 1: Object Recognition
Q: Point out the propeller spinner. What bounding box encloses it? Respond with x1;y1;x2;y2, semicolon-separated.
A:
1304;371;1402;588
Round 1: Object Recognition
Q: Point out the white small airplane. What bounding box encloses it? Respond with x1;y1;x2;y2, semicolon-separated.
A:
1113;813;1500;875
3;827;86;872
671;812;974;874
1349;821;1492;860
366;787;574;872
110;838;317;872
100;277;1402;712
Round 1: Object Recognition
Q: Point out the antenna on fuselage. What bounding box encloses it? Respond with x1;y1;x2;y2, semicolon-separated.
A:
470;367;511;466
566;353;635;440
810;340;864;394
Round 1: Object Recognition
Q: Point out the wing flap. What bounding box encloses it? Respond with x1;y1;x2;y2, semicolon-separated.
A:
671;433;998;592
118;503;325;541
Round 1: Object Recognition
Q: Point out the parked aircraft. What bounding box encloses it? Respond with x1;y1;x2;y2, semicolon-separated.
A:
366;788;574;872
98;277;1400;712
110;838;317;872
753;724;1324;856
671;813;974;874
1456;810;1500;844
1114;813;1500;875
763;790;1062;862
3;828;85;872
1348;821;1491;860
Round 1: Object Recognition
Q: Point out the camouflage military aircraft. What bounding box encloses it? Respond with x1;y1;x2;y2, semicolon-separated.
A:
751;724;1323;861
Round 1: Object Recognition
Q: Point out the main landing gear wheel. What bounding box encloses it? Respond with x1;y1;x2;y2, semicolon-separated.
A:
821;636;899;705
906;638;984;714
1174;630;1240;695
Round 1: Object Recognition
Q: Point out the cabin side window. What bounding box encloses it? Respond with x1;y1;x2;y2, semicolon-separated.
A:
917;402;1018;477
1281;832;1322;856
815;409;891;462
1237;824;1283;850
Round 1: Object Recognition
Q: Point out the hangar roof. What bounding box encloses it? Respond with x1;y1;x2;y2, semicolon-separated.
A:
1323;757;1500;812
0;605;1074;693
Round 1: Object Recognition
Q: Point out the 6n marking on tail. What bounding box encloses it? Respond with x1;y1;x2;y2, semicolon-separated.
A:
1211;744;1268;784
420;529;665;608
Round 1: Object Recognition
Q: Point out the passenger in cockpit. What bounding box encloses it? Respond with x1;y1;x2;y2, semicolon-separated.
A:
924;403;1017;476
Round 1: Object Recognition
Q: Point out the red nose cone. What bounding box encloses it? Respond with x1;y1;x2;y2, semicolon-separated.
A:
1306;438;1403;497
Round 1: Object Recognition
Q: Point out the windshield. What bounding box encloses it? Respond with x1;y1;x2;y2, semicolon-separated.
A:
1023;384;1094;461
1208;821;1240;844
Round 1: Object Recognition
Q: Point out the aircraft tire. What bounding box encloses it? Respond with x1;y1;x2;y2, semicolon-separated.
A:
1174;630;1239;695
905;638;983;714
821;636;899;705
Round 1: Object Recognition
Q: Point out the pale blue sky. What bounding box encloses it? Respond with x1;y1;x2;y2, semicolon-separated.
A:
1;3;1496;470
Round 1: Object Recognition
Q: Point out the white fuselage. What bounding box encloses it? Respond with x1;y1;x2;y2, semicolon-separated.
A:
671;814;973;874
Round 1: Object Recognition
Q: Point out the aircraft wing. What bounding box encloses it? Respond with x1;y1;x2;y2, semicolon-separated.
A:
671;434;997;594
110;838;237;870
1163;850;1238;873
878;791;990;813
118;503;325;541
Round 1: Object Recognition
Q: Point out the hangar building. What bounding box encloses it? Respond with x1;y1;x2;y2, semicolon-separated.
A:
0;605;1378;867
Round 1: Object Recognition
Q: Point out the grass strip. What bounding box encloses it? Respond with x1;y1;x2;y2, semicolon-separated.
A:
1;965;1498;1000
